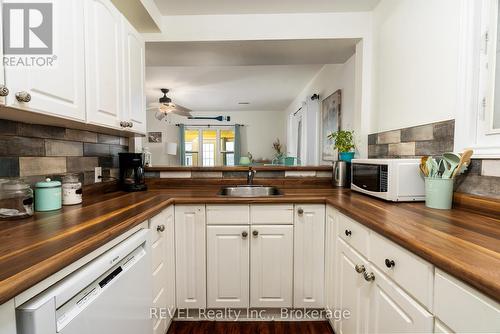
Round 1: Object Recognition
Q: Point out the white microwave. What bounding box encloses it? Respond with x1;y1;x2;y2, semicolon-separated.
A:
351;159;425;202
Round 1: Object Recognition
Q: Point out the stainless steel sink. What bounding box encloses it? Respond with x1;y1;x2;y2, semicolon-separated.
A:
218;185;283;197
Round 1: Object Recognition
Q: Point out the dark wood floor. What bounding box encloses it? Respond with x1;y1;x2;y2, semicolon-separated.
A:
167;321;334;334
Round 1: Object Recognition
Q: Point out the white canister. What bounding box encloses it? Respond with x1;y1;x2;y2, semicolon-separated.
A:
62;174;82;205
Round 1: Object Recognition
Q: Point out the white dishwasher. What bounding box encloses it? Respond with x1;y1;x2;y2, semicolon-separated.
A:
17;229;153;334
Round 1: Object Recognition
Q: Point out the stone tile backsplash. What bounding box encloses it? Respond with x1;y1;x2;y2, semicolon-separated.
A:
367;119;500;199
0;119;128;185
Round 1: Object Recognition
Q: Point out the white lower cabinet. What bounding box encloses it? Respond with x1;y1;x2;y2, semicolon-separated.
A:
0;299;16;334
175;205;206;309
293;204;325;308
149;206;176;334
336;238;370;334
207;225;249;308
367;265;433;333
250;225;294;308
325;206;338;330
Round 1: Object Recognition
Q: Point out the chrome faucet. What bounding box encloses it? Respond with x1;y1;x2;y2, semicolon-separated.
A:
247;169;256;185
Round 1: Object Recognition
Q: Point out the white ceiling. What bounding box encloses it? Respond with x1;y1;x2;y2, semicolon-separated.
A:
146;65;324;111
146;39;359;66
154;0;380;16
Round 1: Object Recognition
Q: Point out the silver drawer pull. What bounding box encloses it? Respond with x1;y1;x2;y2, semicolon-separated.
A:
363;272;375;282
16;91;31;103
156;224;165;232
0;85;9;97
355;264;365;273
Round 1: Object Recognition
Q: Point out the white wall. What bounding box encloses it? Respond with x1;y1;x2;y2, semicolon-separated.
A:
144;110;285;166
370;0;462;133
284;54;358;164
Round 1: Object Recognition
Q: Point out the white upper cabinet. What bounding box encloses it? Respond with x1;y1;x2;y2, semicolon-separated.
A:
84;0;123;129
122;17;146;134
207;226;249;308
175;205;206;309
4;0;86;121
293;204;325;308
250;225;293;308
367;265;433;334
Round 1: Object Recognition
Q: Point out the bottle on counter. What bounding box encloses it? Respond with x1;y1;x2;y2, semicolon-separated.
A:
62;174;83;205
0;179;34;219
143;147;152;167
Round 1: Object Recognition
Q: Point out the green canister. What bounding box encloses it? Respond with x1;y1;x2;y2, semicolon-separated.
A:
35;178;62;212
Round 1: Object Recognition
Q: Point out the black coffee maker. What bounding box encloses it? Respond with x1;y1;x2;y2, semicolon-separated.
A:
119;153;147;192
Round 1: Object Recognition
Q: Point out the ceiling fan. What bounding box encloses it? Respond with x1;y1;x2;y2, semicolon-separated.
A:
147;88;192;120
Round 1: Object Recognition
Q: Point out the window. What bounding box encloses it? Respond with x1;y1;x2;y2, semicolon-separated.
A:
455;0;500;157
182;127;236;166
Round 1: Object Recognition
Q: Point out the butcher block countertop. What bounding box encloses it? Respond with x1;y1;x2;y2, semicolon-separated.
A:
0;187;498;305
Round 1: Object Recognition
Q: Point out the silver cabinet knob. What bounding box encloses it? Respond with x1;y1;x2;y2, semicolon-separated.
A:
128;121;133;128
15;91;31;103
297;208;304;215
252;230;259;237
355;264;366;273
156;224;165;232
363;272;375;282
0;85;9;97
242;231;248;238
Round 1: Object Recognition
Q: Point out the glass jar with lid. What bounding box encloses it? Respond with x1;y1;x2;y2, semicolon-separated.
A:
0;179;34;219
61;173;82;205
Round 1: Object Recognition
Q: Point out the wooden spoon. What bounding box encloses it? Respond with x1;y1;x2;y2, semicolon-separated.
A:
452;149;473;178
420;156;429;177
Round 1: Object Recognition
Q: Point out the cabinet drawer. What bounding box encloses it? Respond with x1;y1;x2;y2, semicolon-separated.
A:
151;236;164;271
152;262;167;298
370;232;434;310
207;205;249;225
434;269;500;333
338;213;369;257
250;204;294;224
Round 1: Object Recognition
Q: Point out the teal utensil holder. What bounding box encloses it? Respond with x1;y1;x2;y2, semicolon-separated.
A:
425;177;454;210
339;152;355;162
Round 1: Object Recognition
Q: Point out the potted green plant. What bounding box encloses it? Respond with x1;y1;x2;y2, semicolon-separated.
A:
328;130;355;162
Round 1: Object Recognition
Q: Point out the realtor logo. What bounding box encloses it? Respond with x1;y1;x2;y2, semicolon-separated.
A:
3;3;53;55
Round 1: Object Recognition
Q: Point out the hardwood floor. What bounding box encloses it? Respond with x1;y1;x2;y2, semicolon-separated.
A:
167;321;334;334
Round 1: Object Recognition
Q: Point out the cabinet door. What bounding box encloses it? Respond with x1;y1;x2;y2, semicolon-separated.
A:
5;0;86;120
250;225;293;308
0;0;5;106
325;206;338;328
294;204;325;308
163;207;176;329
336;238;370;334
367;265;433;333
122;17;146;134
175;205;206;309
84;0;123;128
207;226;249;308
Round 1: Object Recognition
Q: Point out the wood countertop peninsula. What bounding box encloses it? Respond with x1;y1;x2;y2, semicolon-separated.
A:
0;187;498;305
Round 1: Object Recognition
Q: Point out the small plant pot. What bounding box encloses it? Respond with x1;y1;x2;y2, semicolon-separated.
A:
425;177;454;210
339;152;355;162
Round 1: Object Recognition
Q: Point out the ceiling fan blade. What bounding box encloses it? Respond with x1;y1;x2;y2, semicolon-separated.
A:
170;109;192;117
148;102;162;107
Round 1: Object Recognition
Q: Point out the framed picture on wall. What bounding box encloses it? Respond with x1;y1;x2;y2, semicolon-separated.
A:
148;132;162;143
321;90;341;161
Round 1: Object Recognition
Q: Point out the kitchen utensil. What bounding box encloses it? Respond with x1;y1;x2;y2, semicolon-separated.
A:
420;156;429;176
34;178;62;212
333;161;351;188
442;152;461;179
0;179;34;219
62;174;82;205
452;149;473;178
